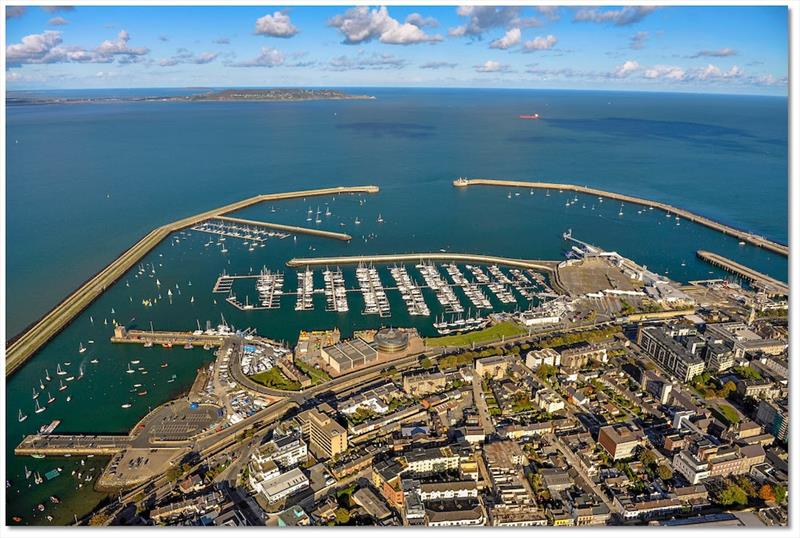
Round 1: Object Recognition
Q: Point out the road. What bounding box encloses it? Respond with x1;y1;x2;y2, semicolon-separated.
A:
470;369;495;435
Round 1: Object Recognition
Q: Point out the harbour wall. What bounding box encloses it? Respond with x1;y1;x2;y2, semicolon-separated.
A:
286;253;560;272
455;179;788;257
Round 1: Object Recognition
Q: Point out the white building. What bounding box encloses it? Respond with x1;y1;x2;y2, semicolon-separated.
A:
418;481;479;502
256;468;309;505
525;348;561;369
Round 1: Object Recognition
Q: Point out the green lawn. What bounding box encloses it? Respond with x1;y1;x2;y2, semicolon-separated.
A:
294;360;331;385
716;403;741;425
426;321;527;347
250;368;301;391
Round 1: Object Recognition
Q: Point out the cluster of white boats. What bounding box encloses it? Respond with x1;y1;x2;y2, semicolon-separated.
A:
443;263;492;310
295;269;315;311
323;268;349;313
356;263;391;317
192;220;290;252
389;265;430;316
256;269;284;309
18;349;92;423
417;262;464;314
485;265;518;304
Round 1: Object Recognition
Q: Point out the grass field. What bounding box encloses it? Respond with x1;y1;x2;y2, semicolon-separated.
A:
250;368;301;391
295;360;331;385
716;403;742;425
425;321;527;347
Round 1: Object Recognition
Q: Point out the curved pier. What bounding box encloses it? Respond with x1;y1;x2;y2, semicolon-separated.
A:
454;179;788;257
215;215;352;241
286;252;560;272
6;185;379;376
696;250;788;296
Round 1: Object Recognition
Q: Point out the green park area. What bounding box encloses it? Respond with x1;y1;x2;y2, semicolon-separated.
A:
426;321;527;347
250;368;301;391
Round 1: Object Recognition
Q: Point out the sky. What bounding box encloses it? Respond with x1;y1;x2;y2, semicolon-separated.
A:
4;4;789;95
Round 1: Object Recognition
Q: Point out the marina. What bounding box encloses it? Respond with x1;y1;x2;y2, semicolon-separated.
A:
6;185;380;375
389;265;430;316
356;263;391;317
322;267;349;313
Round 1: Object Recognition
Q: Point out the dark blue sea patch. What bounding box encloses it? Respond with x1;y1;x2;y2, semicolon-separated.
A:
336;122;436;138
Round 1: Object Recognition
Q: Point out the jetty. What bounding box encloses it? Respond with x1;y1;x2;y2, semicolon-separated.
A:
15;434;131;457
696;250;788;296
286;253;560;273
110;326;226;348
454;178;788;257
6;185;379;376
212;215;352;241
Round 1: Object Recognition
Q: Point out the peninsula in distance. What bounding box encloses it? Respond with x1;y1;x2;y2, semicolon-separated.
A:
6;88;375;106
3;3;792;533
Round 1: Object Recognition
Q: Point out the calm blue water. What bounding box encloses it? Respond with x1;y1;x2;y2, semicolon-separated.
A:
5;88;788;524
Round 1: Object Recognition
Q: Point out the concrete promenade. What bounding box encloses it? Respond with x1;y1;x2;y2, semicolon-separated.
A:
455;179;788;257
696;250;788;296
286;252;560;272
6;185;379;376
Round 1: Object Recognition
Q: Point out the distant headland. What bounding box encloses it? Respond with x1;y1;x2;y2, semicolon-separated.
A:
6;88;375;106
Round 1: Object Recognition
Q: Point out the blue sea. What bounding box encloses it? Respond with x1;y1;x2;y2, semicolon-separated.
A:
4;87;788;524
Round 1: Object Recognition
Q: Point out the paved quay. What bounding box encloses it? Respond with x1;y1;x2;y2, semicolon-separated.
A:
286;252;560;272
696;250;789;296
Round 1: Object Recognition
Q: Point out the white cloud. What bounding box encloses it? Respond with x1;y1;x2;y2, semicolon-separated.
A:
475;60;511;73
328;6;441;45
48;16;69;26
690;48;737;58
95;30;149;58
490;28;521;50
255;11;298;38
232;47;285;67
328;52;407;71
449;6;522;38
573;6;657;26
406;13;438;28
614;60;640;77
41;6;74;14
159;49;218;67
535;6;560;21
694;64;743;80
629;31;648;50
420;61;457;69
7;30;150;66
523;34;557;52
213;37;230;45
643;64;686;81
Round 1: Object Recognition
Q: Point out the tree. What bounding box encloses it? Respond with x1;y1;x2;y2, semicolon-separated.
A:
334;507;351;525
774;485;787;504
717;482;748;507
640;450;657;468
165;467;182;483
735;476;757;498
758;484;776;503
719;381;737;398
656;464;673;481
420;357;433;369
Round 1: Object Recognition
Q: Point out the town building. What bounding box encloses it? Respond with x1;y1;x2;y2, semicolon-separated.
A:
296;406;348;460
597;423;646;460
637;326;706;382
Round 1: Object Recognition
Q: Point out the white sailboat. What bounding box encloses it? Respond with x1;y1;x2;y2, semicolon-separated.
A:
33;387;39;400
58;379;67;392
56;364;66;376
47;392;55;404
78;342;86;353
126;363;134;374
34;399;45;414
19;409;27;422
